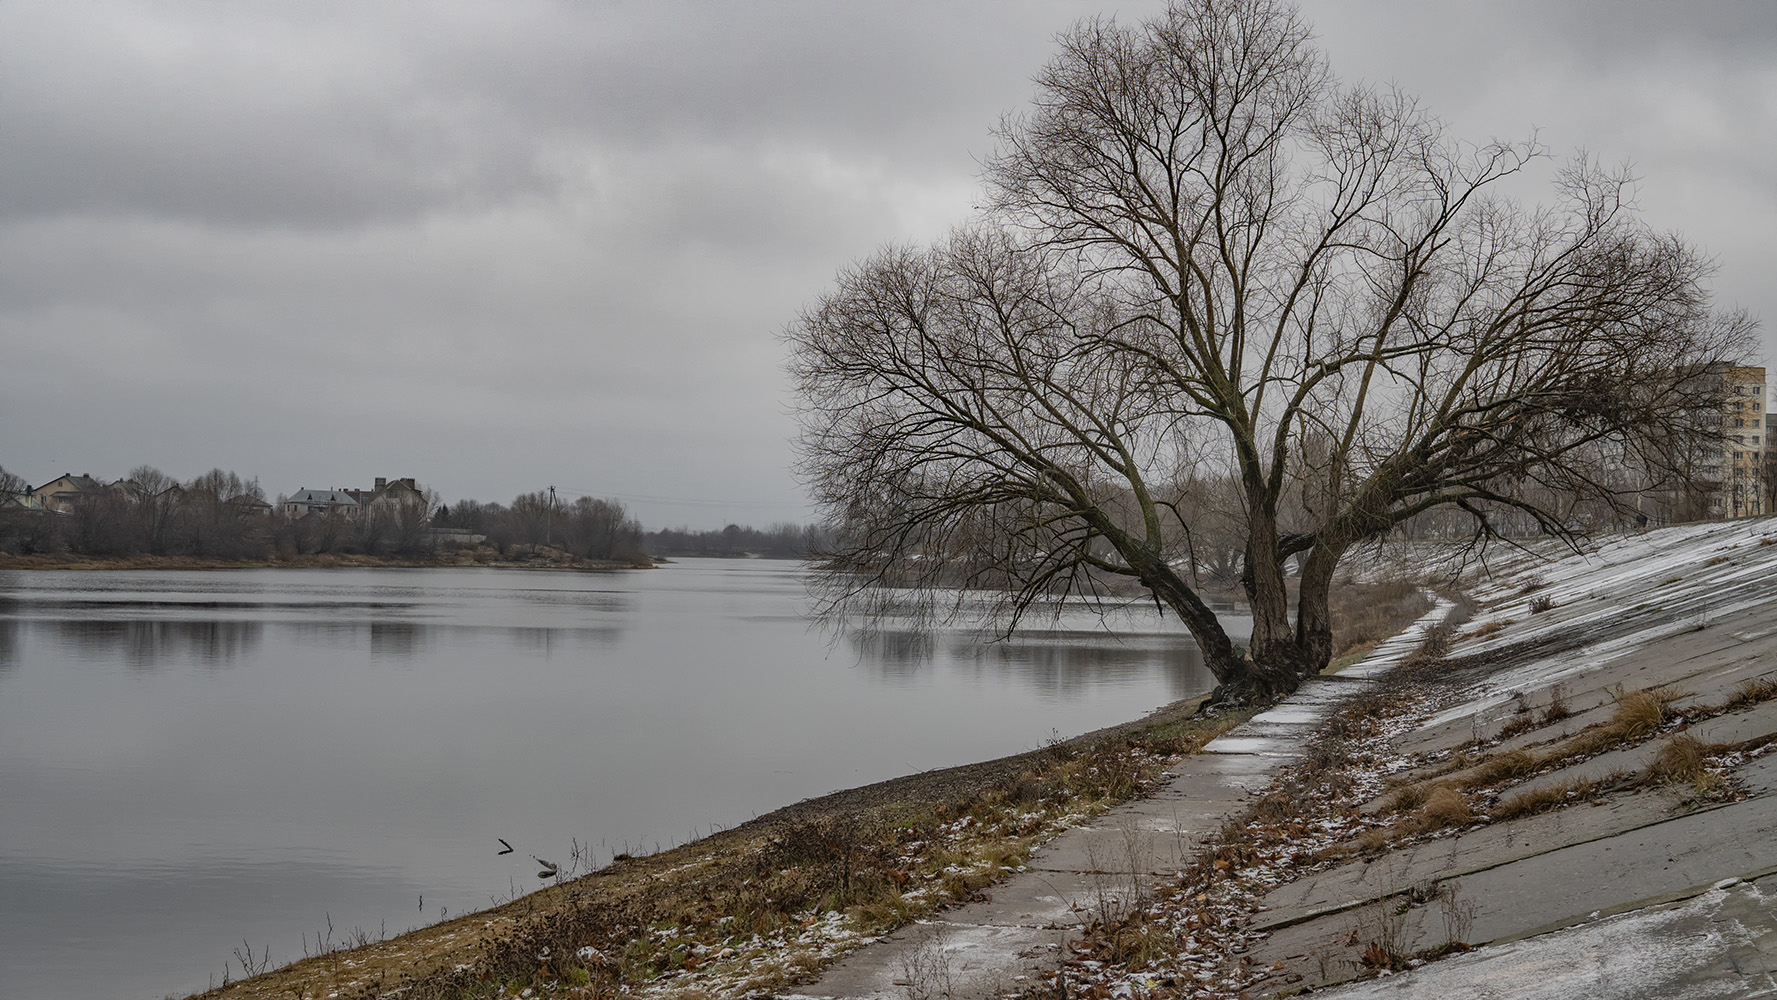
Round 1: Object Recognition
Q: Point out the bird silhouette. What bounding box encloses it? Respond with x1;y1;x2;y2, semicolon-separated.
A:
533;856;559;879
496;838;514;855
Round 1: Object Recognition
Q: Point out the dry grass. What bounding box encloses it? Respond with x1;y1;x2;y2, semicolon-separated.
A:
1644;734;1737;804
1370;679;1756;852
1495;694;1540;740
1382;783;1429;815
1411;786;1475;831
192;701;1250;1000
1467;620;1511;640
1541;684;1572;725
1552;688;1676;762
1491;775;1619;822
1527;595;1556;614
1643;734;1708;784
1612;691;1667;737
1722;676;1777;712
1329;580;1437;660
1460;749;1541;788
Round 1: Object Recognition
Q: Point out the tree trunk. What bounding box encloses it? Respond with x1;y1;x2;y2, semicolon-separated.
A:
1294;539;1349;682
1239;509;1306;700
1118;546;1288;703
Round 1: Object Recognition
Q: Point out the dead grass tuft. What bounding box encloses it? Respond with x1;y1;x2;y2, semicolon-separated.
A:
1540;684;1572;725
1491;775;1617;822
1382;783;1428;814
1468;620;1511;640
1461;749;1540;788
1687;771;1734;802
1496;693;1540;740
1643;734;1737;804
1644;734;1708;784
1414;786;1474;830
1610;690;1667;740
1551;687;1675;761
1722;676;1777;712
1527;595;1555;614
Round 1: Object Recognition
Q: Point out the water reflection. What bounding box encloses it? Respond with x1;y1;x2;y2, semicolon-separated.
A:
370;621;425;659
506;589;630;612
852;627;1219;701
0;563;1221;1000
849;629;937;668
47;619;264;668
950;642;1203;700
502;625;624;655
282;621;626;658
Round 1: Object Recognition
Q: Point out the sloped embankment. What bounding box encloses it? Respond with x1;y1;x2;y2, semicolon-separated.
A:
1059;520;1777;999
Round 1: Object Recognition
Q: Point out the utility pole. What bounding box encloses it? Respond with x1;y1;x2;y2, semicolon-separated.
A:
547;485;556;547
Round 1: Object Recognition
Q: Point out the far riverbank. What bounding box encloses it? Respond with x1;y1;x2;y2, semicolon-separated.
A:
0;550;652;572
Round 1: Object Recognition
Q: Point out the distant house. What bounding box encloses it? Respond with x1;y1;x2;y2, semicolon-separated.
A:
282;488;360;518
227;494;273;517
0;490;46;512
350;477;428;519
31;473;104;513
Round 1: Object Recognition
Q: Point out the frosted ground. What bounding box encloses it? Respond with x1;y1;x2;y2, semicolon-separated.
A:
795;519;1777;998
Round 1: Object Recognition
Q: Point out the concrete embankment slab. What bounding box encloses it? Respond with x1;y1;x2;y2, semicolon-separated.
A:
1303;876;1777;999
1249;793;1777;982
1242;521;1777;996
1251;789;1687;933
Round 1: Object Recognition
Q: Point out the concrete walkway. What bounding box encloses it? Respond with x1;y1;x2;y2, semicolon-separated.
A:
792;600;1457;1000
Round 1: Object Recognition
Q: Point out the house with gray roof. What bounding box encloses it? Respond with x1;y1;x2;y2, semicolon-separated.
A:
32;473;105;513
282;488;359;518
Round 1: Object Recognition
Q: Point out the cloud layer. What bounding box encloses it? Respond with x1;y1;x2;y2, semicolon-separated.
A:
2;0;1770;527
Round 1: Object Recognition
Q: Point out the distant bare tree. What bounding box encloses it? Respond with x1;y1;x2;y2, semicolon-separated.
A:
508;491;554;553
559;496;643;561
790;0;1753;702
183;469;268;558
124;465;181;554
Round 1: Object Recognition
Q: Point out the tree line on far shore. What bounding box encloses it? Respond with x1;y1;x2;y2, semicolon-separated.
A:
0;465;820;565
644;523;826;559
432;493;645;563
0;465;279;560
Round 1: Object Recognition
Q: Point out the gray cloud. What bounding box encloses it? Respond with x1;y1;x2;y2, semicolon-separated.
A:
1;0;1769;527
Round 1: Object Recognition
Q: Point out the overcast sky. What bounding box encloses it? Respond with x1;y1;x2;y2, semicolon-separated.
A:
2;1;1772;529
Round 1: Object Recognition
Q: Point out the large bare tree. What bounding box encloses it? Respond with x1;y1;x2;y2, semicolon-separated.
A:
789;0;1754;702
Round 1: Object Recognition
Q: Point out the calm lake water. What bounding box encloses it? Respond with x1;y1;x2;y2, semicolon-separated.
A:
0;560;1231;1000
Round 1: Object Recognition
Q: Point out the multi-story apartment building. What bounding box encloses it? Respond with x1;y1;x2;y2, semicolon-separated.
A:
1720;365;1765;518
